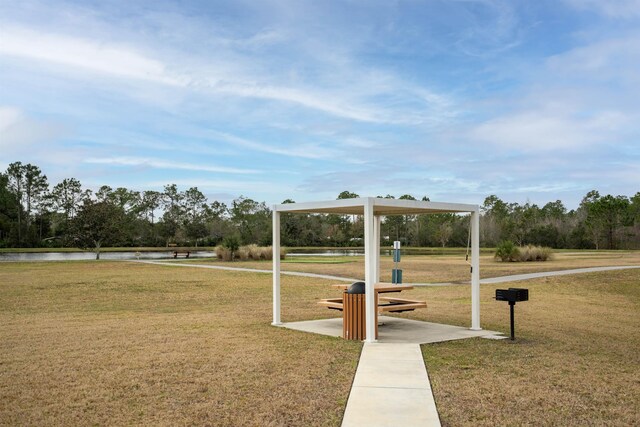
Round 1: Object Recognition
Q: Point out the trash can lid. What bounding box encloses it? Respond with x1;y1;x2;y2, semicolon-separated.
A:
347;281;366;294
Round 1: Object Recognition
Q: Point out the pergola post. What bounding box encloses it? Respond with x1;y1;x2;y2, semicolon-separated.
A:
374;215;381;283
470;209;481;330
272;210;281;325
364;198;377;342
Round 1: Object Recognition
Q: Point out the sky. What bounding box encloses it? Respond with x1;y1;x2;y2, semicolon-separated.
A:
0;0;638;209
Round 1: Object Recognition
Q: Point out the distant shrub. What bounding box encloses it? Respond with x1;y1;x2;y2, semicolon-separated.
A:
216;243;286;262
235;247;249;261
495;242;553;262
519;245;554;262
215;246;232;261
245;244;263;260
495;241;520;262
221;235;240;261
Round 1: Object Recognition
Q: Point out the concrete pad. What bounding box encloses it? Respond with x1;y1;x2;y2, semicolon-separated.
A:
281;316;503;344
282;316;343;338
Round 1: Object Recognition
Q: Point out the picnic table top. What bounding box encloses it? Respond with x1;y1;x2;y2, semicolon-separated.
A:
331;284;413;293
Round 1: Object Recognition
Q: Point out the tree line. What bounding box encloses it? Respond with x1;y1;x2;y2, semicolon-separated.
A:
1;162;638;250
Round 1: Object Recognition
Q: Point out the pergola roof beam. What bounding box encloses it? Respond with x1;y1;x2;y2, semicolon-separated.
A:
273;197;477;215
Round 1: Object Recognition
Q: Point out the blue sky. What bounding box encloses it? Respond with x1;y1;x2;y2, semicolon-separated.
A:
1;0;638;208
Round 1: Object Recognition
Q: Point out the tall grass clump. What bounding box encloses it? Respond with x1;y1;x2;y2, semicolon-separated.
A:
495;241;553;262
243;244;286;260
215;243;286;261
216;235;240;261
519;245;554;261
215;246;232;261
245;244;264;260
236;247;250;261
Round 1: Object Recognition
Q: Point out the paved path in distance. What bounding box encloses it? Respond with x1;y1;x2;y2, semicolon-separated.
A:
477;265;640;284
133;260;359;282
135;261;639;286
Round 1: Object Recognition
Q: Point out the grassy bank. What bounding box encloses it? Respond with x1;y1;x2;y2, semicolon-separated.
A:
0;262;361;426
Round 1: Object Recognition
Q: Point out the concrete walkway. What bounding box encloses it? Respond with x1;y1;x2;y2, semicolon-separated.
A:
134;260;639;286
132;260;358;282
342;343;440;427
478;265;640;284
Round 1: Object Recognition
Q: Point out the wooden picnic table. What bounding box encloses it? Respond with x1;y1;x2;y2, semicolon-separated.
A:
320;283;426;313
331;283;414;293
320;283;427;340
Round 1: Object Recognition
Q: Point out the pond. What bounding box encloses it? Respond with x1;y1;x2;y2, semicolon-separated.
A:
1;247;472;262
0;251;216;262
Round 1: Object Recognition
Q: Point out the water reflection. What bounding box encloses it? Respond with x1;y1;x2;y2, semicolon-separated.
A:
0;251;216;262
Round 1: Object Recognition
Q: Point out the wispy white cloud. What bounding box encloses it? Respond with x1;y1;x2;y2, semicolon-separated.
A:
0;106;66;151
547;36;640;79
0;107;21;133
342;137;379;148
83;156;260;174
0;21;458;126
563;0;640;19
206;130;337;159
0;26;184;86
143;178;269;191
470;109;631;151
451;0;523;57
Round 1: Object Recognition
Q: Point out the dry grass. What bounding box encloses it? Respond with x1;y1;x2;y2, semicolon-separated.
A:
496;243;554;262
2;251;639;426
391;269;640;426
0;262;361;426
517;244;553;261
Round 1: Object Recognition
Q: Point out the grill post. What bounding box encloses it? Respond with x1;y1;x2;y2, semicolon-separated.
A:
509;301;515;340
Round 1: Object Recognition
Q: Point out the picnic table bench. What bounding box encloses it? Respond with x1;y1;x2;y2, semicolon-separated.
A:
318;284;427;313
318;283;427;340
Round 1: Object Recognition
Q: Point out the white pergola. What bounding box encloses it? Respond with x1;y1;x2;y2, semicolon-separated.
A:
272;197;481;343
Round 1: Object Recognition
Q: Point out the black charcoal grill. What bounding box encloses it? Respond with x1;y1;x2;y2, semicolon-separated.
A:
495;287;529;340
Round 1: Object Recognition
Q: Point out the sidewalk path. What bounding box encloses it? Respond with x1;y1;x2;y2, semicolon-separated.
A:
478;265;640;284
132;260;358;282
134;260;639;286
342;343;440;427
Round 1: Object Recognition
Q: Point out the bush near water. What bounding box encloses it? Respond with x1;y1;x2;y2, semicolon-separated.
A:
495;241;553;262
216;244;286;261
